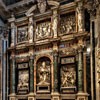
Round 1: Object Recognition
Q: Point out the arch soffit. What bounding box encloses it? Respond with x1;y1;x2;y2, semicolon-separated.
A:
26;1;60;16
35;54;53;65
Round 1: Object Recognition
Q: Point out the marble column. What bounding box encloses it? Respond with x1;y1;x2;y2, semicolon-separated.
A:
9;53;16;100
53;51;58;92
29;55;34;92
78;47;84;92
8;15;16;47
52;8;59;38
76;46;89;100
51;51;60;100
76;0;84;32
28;14;34;43
28;54;35;100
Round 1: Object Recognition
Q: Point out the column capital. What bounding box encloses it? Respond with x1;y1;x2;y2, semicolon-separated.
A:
8;14;16;23
53;50;58;56
30;54;35;60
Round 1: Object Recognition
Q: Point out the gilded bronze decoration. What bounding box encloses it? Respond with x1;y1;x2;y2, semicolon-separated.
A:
35;21;51;39
17;26;28;43
61;66;76;87
60;13;76;35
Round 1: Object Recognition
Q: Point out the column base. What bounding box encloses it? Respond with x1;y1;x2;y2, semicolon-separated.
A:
9;93;16;100
76;92;89;100
11;43;14;47
28;92;35;100
51;92;60;100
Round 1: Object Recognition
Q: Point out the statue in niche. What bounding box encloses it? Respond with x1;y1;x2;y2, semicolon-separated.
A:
35;22;51;39
37;61;50;85
28;17;33;40
37;0;47;14
18;71;29;90
77;5;83;32
61;67;76;87
52;10;58;37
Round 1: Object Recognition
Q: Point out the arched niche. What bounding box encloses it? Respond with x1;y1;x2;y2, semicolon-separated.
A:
36;56;51;93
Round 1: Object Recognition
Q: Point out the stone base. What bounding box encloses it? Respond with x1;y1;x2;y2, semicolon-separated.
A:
51;92;60;100
28;92;35;100
76;92;89;100
9;93;16;100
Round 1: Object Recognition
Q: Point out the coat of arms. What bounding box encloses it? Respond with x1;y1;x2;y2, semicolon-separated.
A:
37;0;47;14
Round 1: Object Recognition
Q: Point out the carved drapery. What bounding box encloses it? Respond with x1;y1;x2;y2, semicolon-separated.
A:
35;21;51;39
17;26;28;43
28;16;34;43
37;58;51;86
61;65;76;87
17;63;29;94
60;13;76;35
76;1;84;32
52;8;59;38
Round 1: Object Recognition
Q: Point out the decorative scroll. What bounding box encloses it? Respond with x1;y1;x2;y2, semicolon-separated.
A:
61;65;76;87
35;21;51;39
37;61;50;85
60;13;76;35
17;26;28;43
17;70;29;94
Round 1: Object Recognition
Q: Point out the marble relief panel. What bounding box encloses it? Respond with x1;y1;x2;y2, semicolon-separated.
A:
61;65;76;87
17;26;28;43
17;70;29;93
60;13;76;35
35;21;51;40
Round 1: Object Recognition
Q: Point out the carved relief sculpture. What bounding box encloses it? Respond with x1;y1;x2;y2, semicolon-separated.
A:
52;9;58;38
17;26;28;43
37;0;47;14
37;61;50;85
60;14;76;35
77;3;84;32
61;66;76;87
35;21;51;39
28;17;33;42
18;70;29;91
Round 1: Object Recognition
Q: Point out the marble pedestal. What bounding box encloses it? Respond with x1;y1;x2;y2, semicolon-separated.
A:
9;93;16;100
28;92;35;100
76;92;89;100
51;92;60;100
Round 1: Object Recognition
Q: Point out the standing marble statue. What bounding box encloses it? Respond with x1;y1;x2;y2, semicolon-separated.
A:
52;9;58;38
77;4;84;32
28;17;33;42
